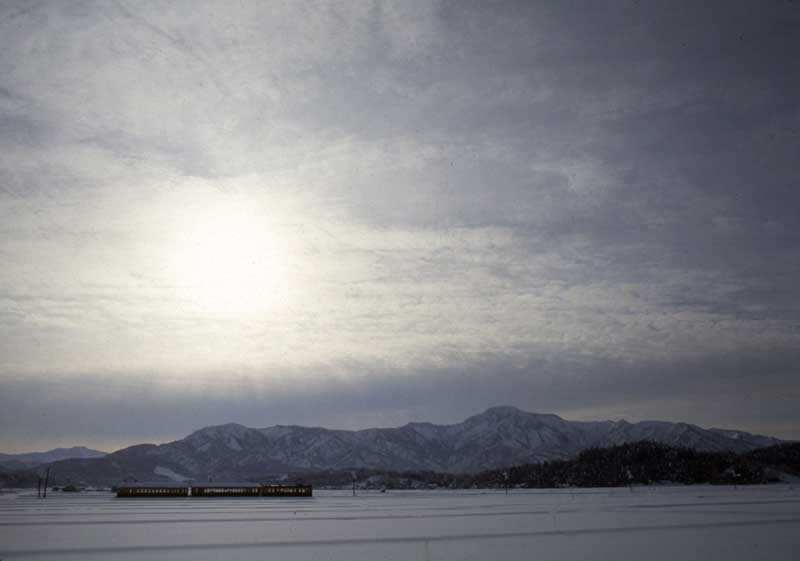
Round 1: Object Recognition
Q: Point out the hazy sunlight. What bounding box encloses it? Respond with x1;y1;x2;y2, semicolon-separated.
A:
163;192;297;319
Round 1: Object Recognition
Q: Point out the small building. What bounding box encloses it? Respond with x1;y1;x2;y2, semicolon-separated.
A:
116;482;188;497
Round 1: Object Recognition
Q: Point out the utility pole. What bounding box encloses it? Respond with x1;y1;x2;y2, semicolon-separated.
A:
43;466;51;499
503;471;509;495
351;471;357;497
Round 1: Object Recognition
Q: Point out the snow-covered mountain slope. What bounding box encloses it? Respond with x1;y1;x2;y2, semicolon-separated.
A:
51;407;783;483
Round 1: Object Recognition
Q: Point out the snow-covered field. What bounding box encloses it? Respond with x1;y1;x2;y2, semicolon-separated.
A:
1;485;799;560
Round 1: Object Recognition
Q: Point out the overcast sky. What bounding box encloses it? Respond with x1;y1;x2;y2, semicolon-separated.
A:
1;0;798;453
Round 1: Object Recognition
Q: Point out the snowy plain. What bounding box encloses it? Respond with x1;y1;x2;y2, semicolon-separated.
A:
1;485;798;560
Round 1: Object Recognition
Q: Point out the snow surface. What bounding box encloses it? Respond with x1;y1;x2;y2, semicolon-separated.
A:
1;485;798;560
153;466;189;482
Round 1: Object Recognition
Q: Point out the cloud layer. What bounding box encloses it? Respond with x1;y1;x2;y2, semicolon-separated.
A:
1;1;798;451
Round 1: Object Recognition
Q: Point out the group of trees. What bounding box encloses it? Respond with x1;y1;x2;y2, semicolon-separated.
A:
472;441;795;489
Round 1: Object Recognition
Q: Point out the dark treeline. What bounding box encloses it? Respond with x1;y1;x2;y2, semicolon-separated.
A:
287;441;800;490
473;441;800;489
0;469;40;488
745;443;800;476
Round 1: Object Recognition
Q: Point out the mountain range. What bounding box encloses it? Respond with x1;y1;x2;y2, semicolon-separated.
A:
0;447;106;472
20;406;784;485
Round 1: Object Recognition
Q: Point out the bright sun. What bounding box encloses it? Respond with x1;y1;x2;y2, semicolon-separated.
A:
164;193;295;319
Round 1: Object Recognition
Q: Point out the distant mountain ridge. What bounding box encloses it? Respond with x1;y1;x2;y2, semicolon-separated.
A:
33;406;784;485
0;447;107;471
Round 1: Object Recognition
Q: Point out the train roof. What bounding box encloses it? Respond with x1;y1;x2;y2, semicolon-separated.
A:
117;482;188;489
117;481;310;488
191;482;261;488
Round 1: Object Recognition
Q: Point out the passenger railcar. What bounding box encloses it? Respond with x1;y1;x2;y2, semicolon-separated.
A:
260;484;312;497
115;482;189;497
190;482;261;497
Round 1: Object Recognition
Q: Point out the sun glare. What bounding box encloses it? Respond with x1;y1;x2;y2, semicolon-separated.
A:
163;194;296;319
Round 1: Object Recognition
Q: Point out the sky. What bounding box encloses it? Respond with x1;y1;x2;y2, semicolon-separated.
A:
1;0;799;453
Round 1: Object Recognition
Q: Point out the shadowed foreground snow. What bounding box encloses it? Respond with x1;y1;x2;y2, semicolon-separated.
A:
1;485;798;560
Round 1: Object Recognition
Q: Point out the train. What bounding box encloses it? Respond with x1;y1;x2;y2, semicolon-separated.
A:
116;481;312;498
